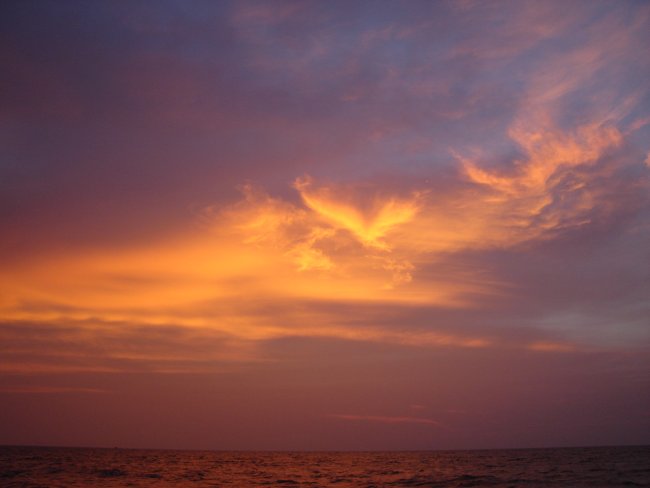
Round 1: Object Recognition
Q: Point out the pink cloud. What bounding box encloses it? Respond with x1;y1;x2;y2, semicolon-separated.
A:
327;414;443;427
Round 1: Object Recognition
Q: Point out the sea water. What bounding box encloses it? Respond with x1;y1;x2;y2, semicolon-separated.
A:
1;445;648;487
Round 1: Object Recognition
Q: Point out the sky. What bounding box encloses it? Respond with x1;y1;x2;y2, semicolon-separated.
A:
1;0;649;451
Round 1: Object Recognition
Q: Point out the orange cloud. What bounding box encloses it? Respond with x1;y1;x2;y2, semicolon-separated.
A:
293;175;421;250
1;100;645;376
0;127;639;374
527;341;576;353
458;121;623;243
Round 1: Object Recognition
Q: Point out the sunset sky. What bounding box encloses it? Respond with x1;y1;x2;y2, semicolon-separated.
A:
1;0;649;451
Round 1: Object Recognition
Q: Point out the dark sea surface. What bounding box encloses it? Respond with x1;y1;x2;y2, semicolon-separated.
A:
1;445;648;487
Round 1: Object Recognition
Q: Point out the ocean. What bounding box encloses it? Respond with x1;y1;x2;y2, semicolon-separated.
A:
1;445;648;487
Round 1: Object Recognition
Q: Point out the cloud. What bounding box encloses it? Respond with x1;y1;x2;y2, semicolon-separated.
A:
327;414;443;427
0;386;108;394
293;175;422;250
526;341;576;353
458;121;625;242
1;115;646;373
1;115;646;381
0;0;647;389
